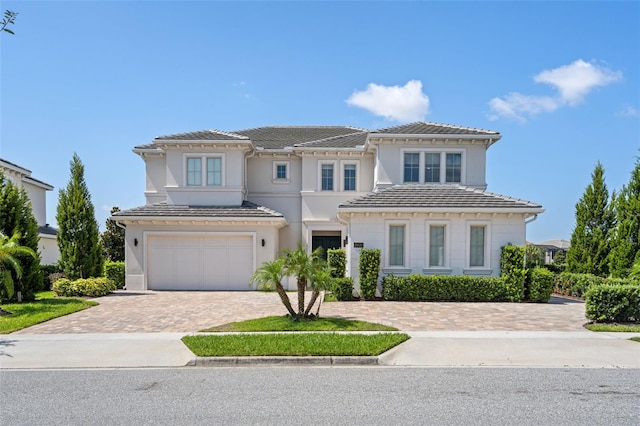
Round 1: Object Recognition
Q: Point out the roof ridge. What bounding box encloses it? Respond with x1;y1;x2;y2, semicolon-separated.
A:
373;121;499;135
294;130;368;147
235;125;366;132
155;129;249;140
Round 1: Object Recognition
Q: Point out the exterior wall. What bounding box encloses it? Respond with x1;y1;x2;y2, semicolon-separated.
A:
373;142;487;188
39;234;60;265
122;222;281;290
22;181;48;226
345;212;528;293
144;156;167;205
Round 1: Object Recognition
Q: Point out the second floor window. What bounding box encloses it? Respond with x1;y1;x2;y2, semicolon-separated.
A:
186;156;223;187
402;151;463;184
321;164;334;191
276;164;287;179
404;153;420;183
344;164;356;191
187;158;201;186
425;153;441;183
446;153;462;183
207;158;222;186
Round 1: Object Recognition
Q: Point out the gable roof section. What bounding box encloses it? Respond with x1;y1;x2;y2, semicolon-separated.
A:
154;129;249;141
233;126;365;149
113;201;286;220
372;121;500;137
339;185;542;212
293;131;368;149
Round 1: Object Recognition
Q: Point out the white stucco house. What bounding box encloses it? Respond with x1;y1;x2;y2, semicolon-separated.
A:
113;122;543;292
0;158;60;265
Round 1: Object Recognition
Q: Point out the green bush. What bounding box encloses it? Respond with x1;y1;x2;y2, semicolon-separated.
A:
528;268;554;302
40;264;62;290
500;244;526;302
381;274;509;302
331;277;354;301
585;285;640;323
53;277;116;297
358;248;380;300
327;248;346;278
103;261;125;289
553;273;605;298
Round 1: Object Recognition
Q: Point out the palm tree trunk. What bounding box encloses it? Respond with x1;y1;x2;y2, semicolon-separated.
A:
297;277;306;317
304;289;320;317
275;283;296;317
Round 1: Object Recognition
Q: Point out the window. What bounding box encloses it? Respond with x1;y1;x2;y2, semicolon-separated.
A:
389;225;405;266
446;153;462;183
429;225;445;267
276;164;287;179
344;164;356;191
185;155;223;186
404;153;420;183
469;225;485;267
321;164;334;191
186;158;201;186
425;153;441;183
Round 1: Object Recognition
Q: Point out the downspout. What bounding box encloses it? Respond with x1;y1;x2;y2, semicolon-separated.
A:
523;214;538;268
244;148;256;201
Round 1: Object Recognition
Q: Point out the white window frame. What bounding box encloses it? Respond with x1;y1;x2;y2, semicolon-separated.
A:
341;160;359;192
385;221;410;269
426;221;450;269
466;221;491;269
272;160;290;183
318;160;337;192
400;149;466;184
183;153;225;187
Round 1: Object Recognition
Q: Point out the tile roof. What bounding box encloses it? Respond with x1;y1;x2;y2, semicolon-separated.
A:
371;121;499;136
294;131;368;148
233;126;365;149
154;129;249;141
113;201;285;219
38;225;58;235
338;185;542;210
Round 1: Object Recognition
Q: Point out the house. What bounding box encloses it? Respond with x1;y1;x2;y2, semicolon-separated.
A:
0;158;60;265
113;122;544;292
534;239;570;264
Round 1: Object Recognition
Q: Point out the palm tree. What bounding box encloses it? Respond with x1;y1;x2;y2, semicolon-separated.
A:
282;243;325;318
303;264;334;318
0;231;37;304
250;257;296;317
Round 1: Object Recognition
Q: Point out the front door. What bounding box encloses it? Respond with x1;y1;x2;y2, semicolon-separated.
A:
311;235;342;260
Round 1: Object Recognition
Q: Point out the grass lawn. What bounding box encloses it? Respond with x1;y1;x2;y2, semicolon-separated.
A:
585;323;640;333
202;316;397;332
0;291;97;334
631;337;640;343
182;332;410;357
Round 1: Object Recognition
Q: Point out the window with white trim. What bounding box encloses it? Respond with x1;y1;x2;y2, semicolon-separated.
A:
429;225;445;267
273;161;290;182
185;155;224;187
446;153;462;183
343;164;356;191
402;150;464;184
469;225;486;267
403;152;420;183
321;163;334;191
424;153;441;183
388;225;405;266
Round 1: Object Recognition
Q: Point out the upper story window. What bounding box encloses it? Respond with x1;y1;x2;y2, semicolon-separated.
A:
185;155;224;187
321;163;334;191
276;164;287;179
343;164;356;191
273;161;290;183
402;150;464;184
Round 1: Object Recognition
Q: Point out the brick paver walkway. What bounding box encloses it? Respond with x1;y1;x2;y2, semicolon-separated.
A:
14;291;587;334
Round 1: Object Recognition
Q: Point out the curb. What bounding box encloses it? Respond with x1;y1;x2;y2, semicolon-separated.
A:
193;356;379;367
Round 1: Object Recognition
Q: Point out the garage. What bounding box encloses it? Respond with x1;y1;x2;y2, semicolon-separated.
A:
146;234;254;290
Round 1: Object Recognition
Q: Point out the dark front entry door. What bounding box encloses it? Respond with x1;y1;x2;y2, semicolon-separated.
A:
311;235;342;259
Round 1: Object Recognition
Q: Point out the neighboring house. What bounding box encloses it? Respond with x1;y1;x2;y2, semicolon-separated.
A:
113;122;544;292
534;239;570;264
0;158;60;265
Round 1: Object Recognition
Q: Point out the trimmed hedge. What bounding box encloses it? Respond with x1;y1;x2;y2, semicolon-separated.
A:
53;277;116;298
528;267;554;303
104;261;125;289
327;249;346;278
500;244;525;302
359;248;380;300
332;277;354;301
553;272;631;298
381;274;509;302
585;285;640;323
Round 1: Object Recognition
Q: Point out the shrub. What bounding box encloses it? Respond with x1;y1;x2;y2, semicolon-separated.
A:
358;248;380;300
528;267;554;302
40;264;62;290
327;248;346;278
104;261;125;289
500;244;526;302
332;277;354;301
553;272;605;298
381;274;509;302
53;277;116;297
585;285;640;323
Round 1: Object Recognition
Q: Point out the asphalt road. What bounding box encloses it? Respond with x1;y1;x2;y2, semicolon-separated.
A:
2;367;639;425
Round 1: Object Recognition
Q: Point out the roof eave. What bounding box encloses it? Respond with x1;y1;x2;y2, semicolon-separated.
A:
338;206;544;214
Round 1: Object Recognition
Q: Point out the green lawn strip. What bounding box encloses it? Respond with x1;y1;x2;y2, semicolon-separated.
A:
0;292;97;334
631;337;640;343
201;316;397;332
585;323;640;333
182;333;410;357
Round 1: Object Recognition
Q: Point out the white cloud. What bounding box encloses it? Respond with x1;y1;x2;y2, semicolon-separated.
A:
346;80;430;122
488;59;622;122
619;105;639;117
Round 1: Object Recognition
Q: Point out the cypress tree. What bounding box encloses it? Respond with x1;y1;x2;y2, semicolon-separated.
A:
609;156;640;278
566;162;615;277
56;154;103;279
0;172;42;300
101;206;125;262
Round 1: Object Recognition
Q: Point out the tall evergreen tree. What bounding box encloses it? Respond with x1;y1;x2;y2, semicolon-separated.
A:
0;172;42;301
609;156;640;278
101;206;125;262
56;154;103;279
566;162;615;277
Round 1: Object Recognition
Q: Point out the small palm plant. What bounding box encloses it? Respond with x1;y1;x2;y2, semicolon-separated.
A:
250;257;296;317
0;231;37;306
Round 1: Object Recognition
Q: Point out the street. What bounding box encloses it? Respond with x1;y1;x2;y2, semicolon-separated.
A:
2;367;639;425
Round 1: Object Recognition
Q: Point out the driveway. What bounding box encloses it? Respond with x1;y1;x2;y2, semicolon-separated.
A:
13;291;588;334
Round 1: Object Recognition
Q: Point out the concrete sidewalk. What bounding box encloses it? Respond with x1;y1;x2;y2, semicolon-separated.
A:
1;331;639;369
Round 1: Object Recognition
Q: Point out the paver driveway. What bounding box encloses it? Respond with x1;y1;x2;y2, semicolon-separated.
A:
14;291;588;334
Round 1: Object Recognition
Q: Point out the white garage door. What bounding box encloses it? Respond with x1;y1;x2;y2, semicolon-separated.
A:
147;234;254;290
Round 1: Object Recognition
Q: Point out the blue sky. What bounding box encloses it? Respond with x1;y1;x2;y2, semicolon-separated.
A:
1;0;638;243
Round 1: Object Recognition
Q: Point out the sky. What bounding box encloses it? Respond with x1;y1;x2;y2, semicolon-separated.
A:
1;0;638;244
